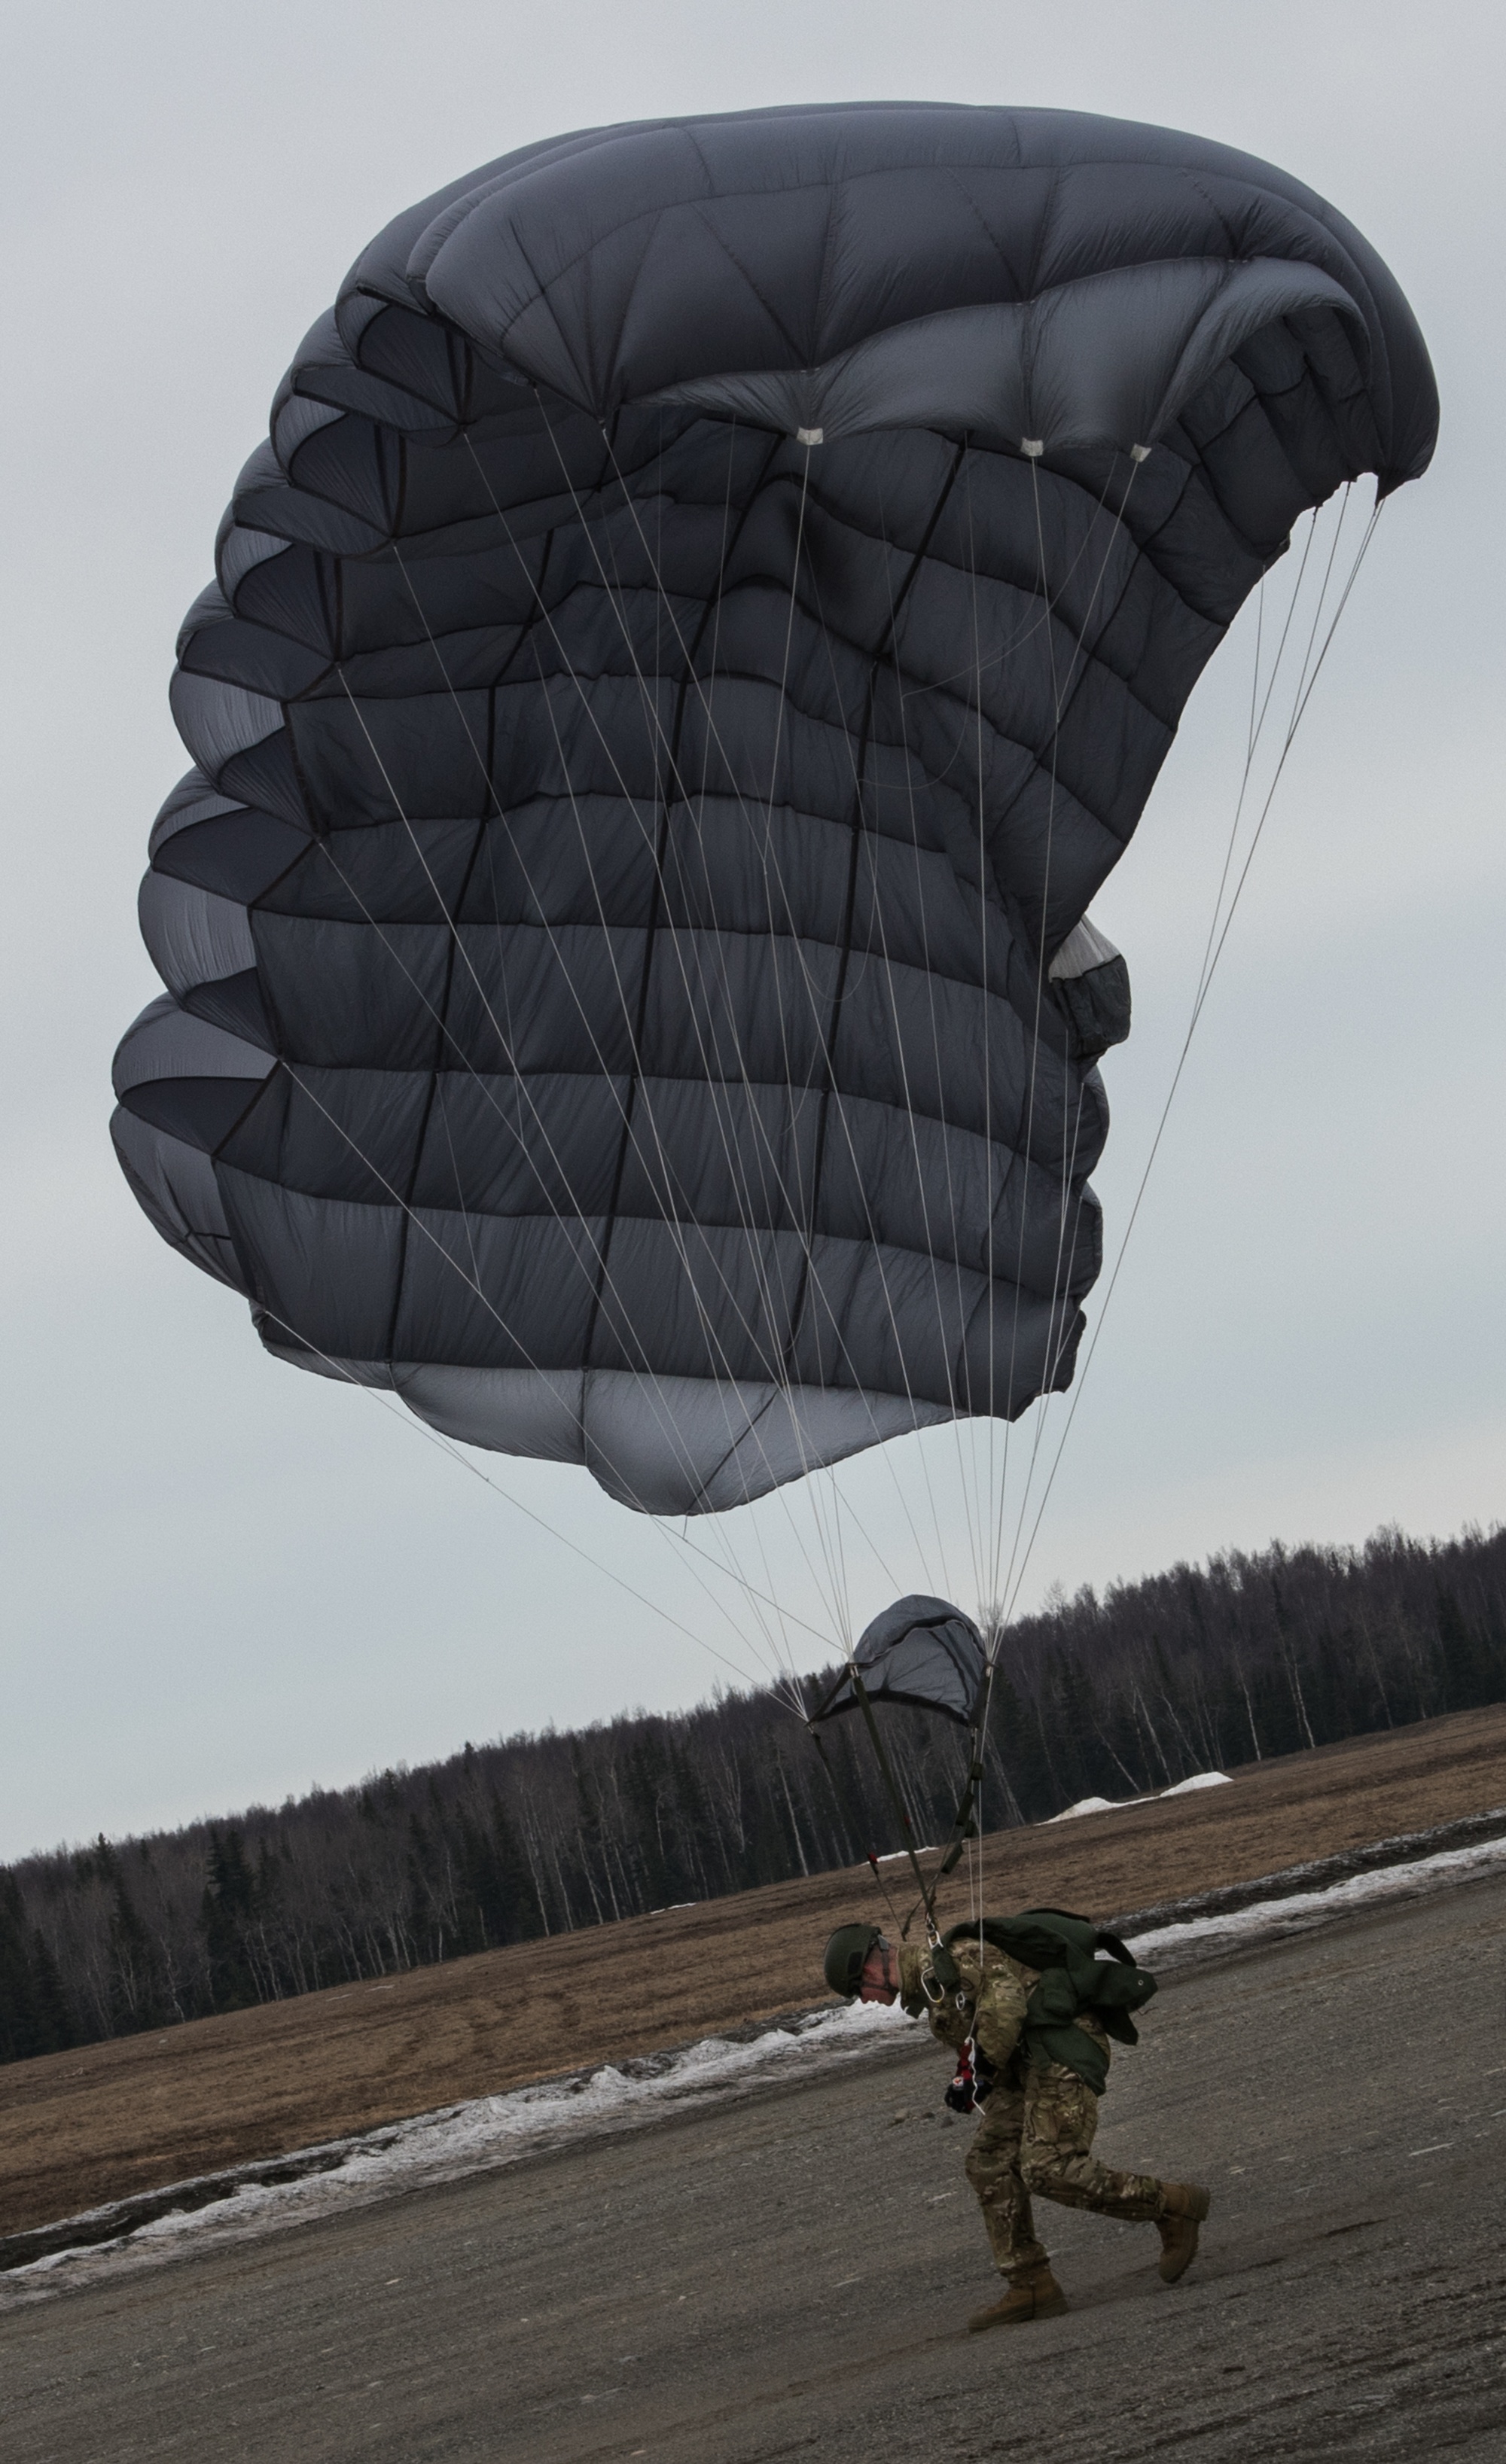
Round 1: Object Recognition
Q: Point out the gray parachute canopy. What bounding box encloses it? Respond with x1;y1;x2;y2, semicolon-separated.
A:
810;1595;987;1727
111;104;1437;1517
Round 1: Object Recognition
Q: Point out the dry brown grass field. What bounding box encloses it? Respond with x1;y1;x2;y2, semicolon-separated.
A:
5;1701;1504;2240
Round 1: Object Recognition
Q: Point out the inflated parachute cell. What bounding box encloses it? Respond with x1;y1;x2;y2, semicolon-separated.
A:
112;105;1437;1516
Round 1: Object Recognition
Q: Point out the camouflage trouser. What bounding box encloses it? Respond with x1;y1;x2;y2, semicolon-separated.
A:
963;2061;1166;2279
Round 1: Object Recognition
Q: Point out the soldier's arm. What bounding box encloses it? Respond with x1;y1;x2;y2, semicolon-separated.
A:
928;2003;972;2054
970;1966;1029;2068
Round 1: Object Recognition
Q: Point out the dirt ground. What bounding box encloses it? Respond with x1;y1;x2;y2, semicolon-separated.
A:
5;1702;1505;2240
8;1873;1505;2464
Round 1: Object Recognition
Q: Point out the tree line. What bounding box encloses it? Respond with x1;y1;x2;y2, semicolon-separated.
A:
5;1521;1504;2065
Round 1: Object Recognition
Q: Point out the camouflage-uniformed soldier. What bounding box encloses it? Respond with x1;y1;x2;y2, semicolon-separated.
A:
823;1920;1210;2329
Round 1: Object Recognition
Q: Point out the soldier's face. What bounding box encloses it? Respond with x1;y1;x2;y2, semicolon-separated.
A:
858;1941;898;2003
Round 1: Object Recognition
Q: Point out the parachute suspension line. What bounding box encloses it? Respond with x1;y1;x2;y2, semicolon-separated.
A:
905;452;1136;710
776;646;962;1611
678;420;797;1485
806;1718;910;1927
458;426;921;1664
822;444;1145;1896
305;815;808;1680
433;1077;483;1292
937;451;1145;1914
1245;572;1266;803
1192;486;1368;1016
389;518;819;1482
325;658;851;1706
591;416;983;1613
996;485;1386;1632
1004;446;1143;1515
983;488;1376;1662
521;657;853;1648
1190;502;1327;1019
966;448;1000;1610
441;432;806;1385
248;1305;785;1701
870;474;998;1610
593;417;1005;1661
261;1044;820;1695
761;438;992;1630
727;434;1144;1672
799;468;977;1610
590;428;947;1652
550;428;846;1579
737;434;856;1637
878;440;1141;1621
991;485;1364;1643
840;1658;942;1938
993;1076;1093;1622
865;442;995;1608
704;1488;828;1710
385;511;866;1680
520;411;828;1386
324;666;812;1645
678;413;770;1467
986;446;1145;1618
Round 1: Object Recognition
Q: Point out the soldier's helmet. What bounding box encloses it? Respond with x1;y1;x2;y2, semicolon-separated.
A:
824;1923;883;1997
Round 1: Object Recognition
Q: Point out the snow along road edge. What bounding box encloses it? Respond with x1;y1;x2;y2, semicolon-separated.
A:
5;1817;1505;2305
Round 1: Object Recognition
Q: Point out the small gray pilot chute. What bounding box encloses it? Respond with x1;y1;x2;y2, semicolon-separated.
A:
809;1594;987;1728
808;1595;992;1933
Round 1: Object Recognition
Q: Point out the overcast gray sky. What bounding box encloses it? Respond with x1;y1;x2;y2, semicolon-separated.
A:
2;1;1501;1863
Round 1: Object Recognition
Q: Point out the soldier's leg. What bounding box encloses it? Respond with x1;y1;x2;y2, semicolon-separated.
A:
1017;2062;1165;2222
963;2081;1050;2275
962;2082;1068;2330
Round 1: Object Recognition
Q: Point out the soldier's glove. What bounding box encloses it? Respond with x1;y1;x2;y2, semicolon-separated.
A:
945;2042;979;2113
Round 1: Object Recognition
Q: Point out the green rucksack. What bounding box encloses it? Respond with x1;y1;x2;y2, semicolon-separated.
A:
942;1908;1157;2097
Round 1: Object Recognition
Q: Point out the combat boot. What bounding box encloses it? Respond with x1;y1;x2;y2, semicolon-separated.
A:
1156;2180;1211;2283
966;2262;1068;2332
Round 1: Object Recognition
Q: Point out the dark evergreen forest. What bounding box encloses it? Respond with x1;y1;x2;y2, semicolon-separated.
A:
5;1523;1504;2066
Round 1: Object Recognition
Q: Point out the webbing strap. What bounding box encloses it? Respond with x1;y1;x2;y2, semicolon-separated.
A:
934;1756;986;1877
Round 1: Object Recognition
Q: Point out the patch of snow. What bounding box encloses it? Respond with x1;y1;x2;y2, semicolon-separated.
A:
1124;1832;1506;1971
1046;1771;1230;1821
1047;1795;1136;1822
1;1996;911;2306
